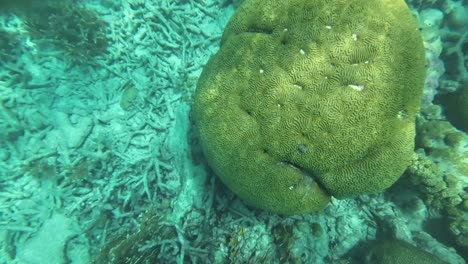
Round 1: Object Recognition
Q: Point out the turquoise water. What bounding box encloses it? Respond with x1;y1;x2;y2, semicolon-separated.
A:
0;0;466;263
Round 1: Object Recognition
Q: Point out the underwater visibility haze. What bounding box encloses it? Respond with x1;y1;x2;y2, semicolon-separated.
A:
0;0;467;263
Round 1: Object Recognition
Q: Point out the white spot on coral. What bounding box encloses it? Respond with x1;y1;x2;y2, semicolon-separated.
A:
300;49;305;55
325;25;332;29
397;110;407;120
25;37;37;49
364;61;369;64
294;84;303;89
352;33;358;41
259;69;264;73
283;28;288;32
289;185;294;190
348;84;364;91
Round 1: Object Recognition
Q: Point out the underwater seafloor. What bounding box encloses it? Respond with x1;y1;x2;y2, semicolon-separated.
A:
0;0;467;263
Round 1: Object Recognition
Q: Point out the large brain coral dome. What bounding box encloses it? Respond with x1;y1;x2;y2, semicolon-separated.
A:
193;0;426;215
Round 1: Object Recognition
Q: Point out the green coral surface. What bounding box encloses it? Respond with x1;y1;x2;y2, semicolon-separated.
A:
365;239;447;264
193;0;425;215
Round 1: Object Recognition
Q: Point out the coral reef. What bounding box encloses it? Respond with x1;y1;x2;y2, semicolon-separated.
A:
0;0;231;263
402;0;468;255
407;104;468;251
0;0;466;263
193;0;425;214
93;210;183;264
3;0;109;62
364;239;446;264
0;28;20;62
409;0;467;120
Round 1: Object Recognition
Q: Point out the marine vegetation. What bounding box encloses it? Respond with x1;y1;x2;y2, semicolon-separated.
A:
4;0;109;62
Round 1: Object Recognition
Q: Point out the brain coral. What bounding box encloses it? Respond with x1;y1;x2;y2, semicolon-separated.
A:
365;239;446;264
193;0;425;215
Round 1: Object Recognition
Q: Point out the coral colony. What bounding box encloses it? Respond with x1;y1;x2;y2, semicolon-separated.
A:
0;0;466;263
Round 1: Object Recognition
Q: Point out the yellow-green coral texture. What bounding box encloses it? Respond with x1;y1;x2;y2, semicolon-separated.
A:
193;0;425;215
365;239;446;264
